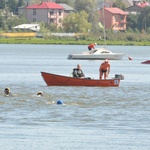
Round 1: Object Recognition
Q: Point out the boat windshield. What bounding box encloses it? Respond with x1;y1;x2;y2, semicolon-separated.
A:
101;51;110;53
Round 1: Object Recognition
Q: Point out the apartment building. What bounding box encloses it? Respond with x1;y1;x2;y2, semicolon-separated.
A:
25;1;64;27
99;7;128;31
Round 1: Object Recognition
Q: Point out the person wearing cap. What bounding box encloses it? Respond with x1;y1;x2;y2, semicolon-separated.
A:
99;59;110;80
88;43;97;50
72;64;85;78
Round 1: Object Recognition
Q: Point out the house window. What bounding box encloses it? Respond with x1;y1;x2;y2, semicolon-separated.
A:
120;15;124;20
114;15;117;21
33;18;36;22
50;18;54;23
33;9;36;15
59;11;61;16
50;11;54;15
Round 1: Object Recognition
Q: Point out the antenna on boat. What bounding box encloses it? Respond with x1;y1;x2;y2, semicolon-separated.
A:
102;0;106;48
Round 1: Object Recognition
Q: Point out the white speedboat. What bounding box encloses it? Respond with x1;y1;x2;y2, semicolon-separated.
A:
68;47;125;60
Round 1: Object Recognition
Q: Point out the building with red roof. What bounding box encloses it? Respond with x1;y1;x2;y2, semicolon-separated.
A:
25;1;64;27
99;7;128;31
126;1;150;14
26;1;63;9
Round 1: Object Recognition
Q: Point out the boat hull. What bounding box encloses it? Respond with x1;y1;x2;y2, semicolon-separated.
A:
68;53;124;60
141;60;150;64
41;72;121;87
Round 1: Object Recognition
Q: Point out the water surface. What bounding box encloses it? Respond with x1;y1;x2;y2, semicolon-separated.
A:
0;44;150;150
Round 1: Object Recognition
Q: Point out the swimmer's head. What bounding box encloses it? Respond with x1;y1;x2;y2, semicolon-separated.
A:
4;87;10;95
37;91;43;96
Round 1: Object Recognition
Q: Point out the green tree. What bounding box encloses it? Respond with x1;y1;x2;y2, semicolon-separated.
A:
55;0;74;7
74;0;99;32
7;0;18;14
30;0;41;4
45;22;60;32
0;0;6;9
138;7;150;32
0;15;5;28
18;0;25;7
39;22;52;40
0;15;8;31
126;14;138;30
112;0;126;10
7;16;29;30
63;11;91;33
74;0;96;14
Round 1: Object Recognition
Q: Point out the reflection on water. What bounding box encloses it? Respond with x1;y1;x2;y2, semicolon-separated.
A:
0;44;150;150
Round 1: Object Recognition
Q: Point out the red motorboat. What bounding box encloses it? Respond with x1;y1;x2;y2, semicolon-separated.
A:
141;60;150;64
41;72;124;87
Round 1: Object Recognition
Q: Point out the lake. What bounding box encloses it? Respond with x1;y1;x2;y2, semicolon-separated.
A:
0;44;150;150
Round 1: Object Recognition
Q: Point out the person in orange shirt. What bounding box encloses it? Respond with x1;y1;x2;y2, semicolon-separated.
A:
88;43;97;50
99;59;110;80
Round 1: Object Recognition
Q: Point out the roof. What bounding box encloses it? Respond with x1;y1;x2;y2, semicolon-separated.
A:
13;24;40;31
136;2;150;8
105;7;128;15
126;1;150;12
26;1;64;9
14;24;39;28
58;3;74;11
97;1;113;10
122;0;133;6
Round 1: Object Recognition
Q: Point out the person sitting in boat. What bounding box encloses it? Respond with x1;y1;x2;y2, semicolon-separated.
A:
99;59;110;80
72;64;85;78
88;43;97;50
4;87;13;97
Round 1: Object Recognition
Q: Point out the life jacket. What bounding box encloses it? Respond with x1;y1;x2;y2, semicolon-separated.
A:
72;68;83;78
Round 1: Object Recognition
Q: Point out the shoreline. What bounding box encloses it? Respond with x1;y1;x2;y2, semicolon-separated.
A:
0;37;150;46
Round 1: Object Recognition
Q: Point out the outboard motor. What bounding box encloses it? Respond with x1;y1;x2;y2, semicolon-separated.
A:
68;54;72;59
115;74;124;80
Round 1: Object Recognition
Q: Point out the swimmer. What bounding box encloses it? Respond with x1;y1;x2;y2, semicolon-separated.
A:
57;100;64;105
37;91;43;97
4;87;13;97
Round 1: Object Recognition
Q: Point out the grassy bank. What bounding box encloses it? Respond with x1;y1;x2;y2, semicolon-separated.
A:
0;37;150;46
